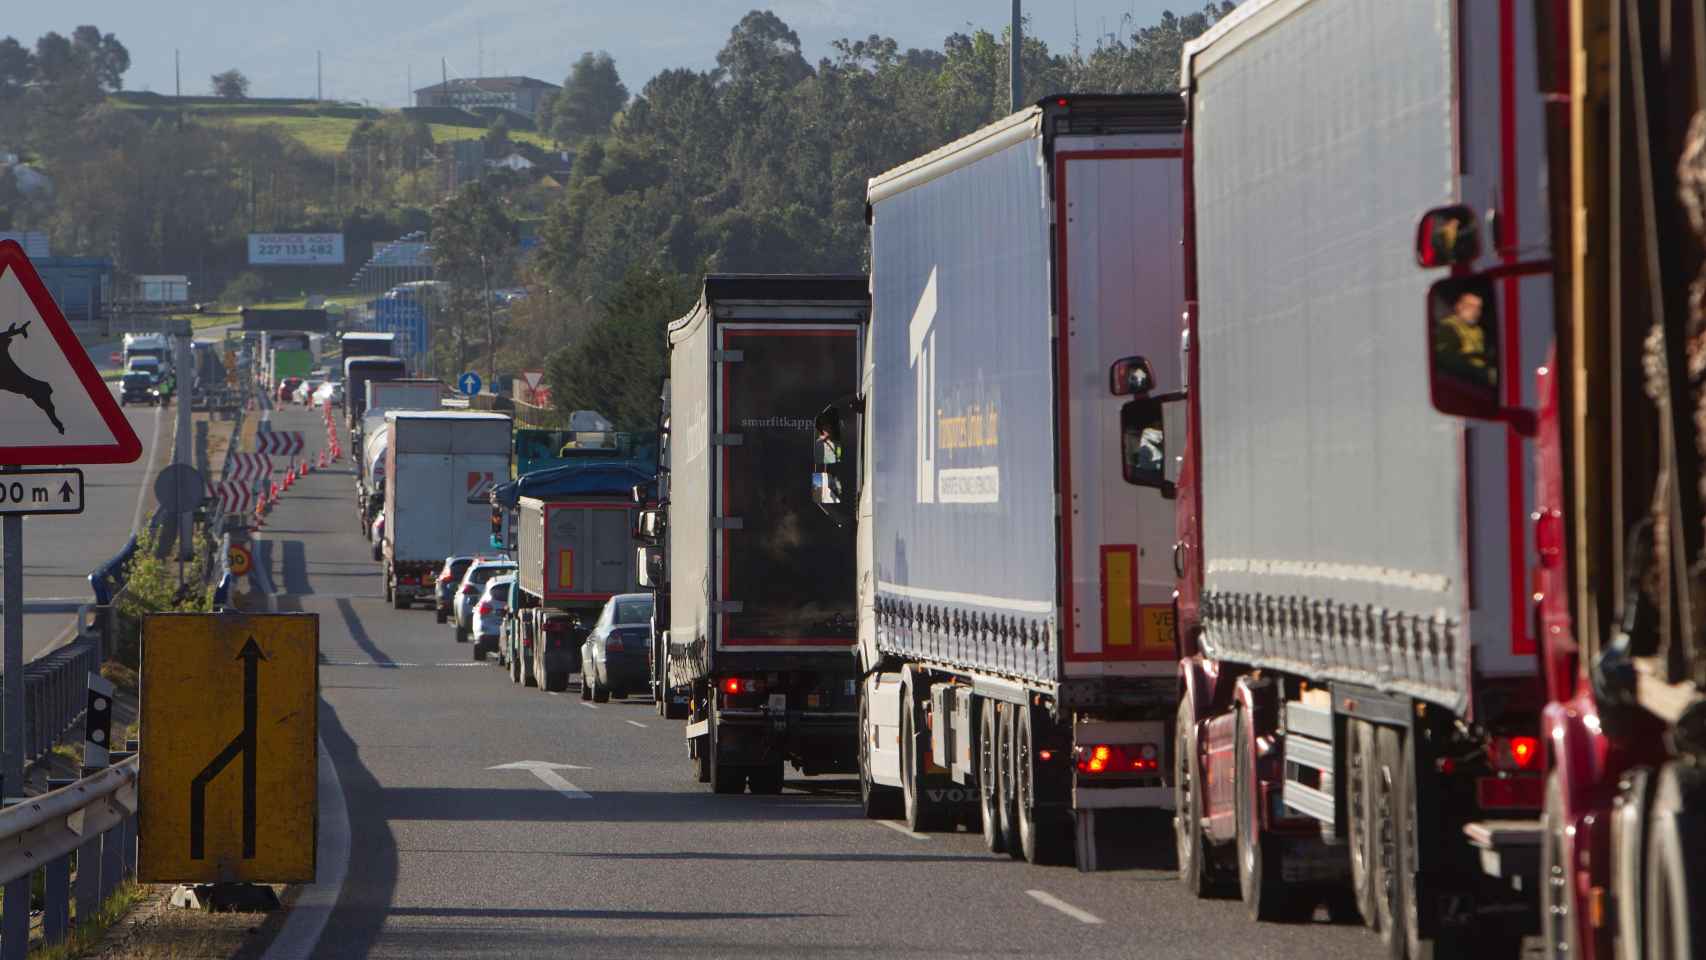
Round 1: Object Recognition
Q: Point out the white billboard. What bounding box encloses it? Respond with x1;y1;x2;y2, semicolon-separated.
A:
247;233;345;266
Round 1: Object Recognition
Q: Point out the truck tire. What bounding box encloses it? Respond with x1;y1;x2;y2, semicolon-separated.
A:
1236;705;1309;922
392;588;409;610
1542;771;1583;960
1372;726;1405;959
1346;719;1378;929
1176;698;1227;897
1644;763;1706;960
1014;704;1072;866
709;714;743;795
998;704;1022;859
979;697;1006;854
523;655;538;688
901;683;946;832
543;670;567;693
748;759;784;796
858;684;902;819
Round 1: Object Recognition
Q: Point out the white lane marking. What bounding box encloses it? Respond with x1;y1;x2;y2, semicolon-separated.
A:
877;820;929;841
129;403;166;535
579;702;599;710
1026;890;1104;925
488;760;592;800
261;738;349;959
624;720;647;728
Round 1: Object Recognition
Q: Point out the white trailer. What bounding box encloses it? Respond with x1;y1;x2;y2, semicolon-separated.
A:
382;411;513;608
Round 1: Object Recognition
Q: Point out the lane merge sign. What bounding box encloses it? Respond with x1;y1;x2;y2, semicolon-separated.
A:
0;467;83;516
139;612;318;884
0;241;142;465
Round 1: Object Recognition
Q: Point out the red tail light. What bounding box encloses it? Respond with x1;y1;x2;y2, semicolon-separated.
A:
462;584;478;595
1489;736;1541;771
1076;743;1160;775
722;677;764;695
438;571;454;583
605;637;623;652
477;602;492;615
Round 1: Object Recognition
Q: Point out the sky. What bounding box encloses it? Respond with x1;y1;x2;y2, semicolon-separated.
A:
8;1;1221;106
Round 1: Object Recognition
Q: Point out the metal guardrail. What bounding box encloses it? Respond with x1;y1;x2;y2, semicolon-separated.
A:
0;755;140;953
17;638;103;768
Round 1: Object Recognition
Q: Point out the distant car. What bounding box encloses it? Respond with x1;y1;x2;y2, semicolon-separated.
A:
580;593;654;703
118;372;160;407
312;380;344;405
433;556;475;624
277;377;303;403
370;514;384;561
453;559;515;645
528;610;583;694
471;574;514;661
294;379;323;405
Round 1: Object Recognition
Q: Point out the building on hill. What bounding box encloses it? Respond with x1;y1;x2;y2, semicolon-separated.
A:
413;77;559;122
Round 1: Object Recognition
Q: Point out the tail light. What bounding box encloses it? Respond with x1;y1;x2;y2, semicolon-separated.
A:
462;584;478;595
722;677;765;695
1478;775;1544;809
605;637;624;652
1489;736;1540;771
477;602;492;616
438;570;454;583
1076;743;1160;775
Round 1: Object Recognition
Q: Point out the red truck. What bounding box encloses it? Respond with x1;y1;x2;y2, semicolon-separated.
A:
1528;3;1706;956
1131;2;1558;955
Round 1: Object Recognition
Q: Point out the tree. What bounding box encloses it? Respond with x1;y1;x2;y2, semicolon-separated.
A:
717;10;811;88
70;25;128;91
430;182;517;378
0;38;32;100
483;113;513;156
211;69;249;99
550;52;628;144
544;267;692;430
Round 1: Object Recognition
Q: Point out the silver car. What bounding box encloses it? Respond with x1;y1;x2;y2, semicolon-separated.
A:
453;559;514;644
471;575;514;662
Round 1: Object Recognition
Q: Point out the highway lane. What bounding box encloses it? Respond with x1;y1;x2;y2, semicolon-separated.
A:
255;403;1396;960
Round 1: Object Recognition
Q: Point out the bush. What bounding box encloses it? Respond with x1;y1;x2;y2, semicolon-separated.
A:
219;271;267;306
113;525;214;669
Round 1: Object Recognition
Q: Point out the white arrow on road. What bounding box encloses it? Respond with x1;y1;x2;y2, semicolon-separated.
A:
487;761;592;800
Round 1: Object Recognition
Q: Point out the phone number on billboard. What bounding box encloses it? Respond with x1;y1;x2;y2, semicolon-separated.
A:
255;243;337;257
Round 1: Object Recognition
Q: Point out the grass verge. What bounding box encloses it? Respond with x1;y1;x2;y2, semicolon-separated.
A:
32;881;146;960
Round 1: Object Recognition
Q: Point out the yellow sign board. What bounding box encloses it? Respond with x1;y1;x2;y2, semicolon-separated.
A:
139;613;318;883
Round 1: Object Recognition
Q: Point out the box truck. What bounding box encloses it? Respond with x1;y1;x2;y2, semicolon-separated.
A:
382;411;513;608
668;275;866;795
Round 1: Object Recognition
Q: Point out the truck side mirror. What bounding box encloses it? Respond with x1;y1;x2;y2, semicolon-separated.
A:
1120;396;1175;498
812;407;854;526
1109;355;1155;396
1415;205;1482;267
637;545;665;588
1426;275;1536;435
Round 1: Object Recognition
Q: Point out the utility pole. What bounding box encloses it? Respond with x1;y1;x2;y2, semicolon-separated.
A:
1011;0;1024;112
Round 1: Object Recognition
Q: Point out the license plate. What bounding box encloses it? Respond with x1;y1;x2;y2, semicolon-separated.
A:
767;693;787;712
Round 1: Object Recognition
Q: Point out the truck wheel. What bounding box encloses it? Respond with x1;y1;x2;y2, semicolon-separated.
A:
1346;719;1378;929
1236;705;1309;922
1542;771;1582;960
709;715;743;795
901;683;945;832
523;656;538;688
392;588;408;610
748;760;784;796
998;704;1022;859
1372;726;1405;958
1014;705;1071;866
979;697;1006;854
858;684;902;819
1175;698;1226;897
544;671;567;693
1644;763;1705;960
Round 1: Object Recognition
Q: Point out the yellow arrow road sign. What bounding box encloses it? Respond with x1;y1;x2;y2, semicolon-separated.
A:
139;613;318;883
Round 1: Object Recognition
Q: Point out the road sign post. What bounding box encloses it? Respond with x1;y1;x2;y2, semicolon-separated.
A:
139;613;317;886
0;240;142;958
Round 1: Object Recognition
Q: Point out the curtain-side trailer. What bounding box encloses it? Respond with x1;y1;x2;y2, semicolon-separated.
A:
814;95;1187;869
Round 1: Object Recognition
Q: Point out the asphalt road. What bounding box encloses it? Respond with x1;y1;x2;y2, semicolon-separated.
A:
247;403;1399;960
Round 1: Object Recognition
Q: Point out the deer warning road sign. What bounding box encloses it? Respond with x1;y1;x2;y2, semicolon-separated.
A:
0;241;142;465
138;613;318;884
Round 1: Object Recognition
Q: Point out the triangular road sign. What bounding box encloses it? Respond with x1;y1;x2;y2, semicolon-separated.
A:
522;370;543;391
0;241;142;465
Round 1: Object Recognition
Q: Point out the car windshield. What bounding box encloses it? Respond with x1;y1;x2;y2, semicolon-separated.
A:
122;374;152;388
468;564;515;586
613;599;653;624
